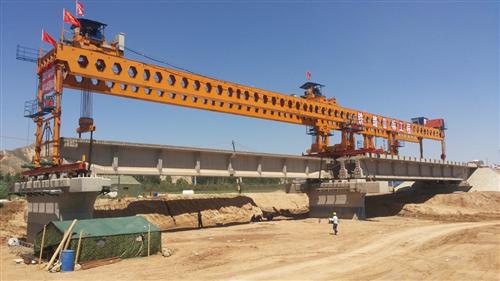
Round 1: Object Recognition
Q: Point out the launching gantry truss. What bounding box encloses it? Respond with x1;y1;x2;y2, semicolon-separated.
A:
31;19;445;170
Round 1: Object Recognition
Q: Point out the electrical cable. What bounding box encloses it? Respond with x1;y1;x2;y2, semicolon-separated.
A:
124;46;279;95
125;47;199;76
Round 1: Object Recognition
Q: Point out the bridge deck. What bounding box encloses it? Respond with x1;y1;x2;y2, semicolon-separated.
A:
335;154;475;181
60;138;476;181
61;138;326;179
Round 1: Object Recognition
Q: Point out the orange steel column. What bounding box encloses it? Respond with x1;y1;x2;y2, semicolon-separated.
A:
51;64;63;165
341;130;348;149
348;132;355;150
387;133;396;155
315;133;323;152
368;135;375;149
362;135;375;149
34;81;44;168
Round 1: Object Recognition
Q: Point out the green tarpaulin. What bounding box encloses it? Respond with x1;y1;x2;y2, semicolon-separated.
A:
35;216;161;262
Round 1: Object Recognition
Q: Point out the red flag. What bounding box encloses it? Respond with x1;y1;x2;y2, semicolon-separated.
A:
306;71;311;81
41;29;57;48
63;9;80;27
76;1;84;17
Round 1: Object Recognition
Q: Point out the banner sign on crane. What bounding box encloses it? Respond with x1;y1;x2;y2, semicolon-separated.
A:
391;120;397;131
357;112;364;125
43;94;55;108
382;118;387;129
41;65;55;95
372;116;378;128
406;123;412;134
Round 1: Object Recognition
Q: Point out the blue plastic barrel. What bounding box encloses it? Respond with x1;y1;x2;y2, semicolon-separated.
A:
60;249;75;272
153;192;158;197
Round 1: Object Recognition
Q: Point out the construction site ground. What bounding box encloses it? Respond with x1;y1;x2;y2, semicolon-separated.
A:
1;191;500;280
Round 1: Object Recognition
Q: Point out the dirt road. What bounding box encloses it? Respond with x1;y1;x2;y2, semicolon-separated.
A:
230;220;500;281
3;217;499;281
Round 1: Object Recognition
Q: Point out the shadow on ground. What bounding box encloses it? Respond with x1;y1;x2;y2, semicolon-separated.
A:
365;183;470;218
94;196;258;218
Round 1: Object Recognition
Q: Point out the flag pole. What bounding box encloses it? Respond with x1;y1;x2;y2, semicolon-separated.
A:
60;9;65;42
39;29;44;58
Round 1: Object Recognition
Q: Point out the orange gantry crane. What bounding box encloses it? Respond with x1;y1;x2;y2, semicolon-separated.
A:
26;19;446;175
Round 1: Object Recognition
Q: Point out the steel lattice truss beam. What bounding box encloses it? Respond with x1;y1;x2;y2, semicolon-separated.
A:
39;45;444;144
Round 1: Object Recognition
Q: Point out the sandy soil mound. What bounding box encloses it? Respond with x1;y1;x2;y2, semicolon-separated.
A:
95;192;309;230
467;167;500;192
95;194;263;230
0;192;309;238
400;192;500;221
246;192;309;217
0;200;26;240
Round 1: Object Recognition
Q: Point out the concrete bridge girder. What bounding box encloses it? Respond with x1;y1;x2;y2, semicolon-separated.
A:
335;153;475;182
61;138;330;179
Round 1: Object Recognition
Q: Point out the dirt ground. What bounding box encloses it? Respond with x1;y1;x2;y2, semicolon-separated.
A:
93;192;309;231
2;217;499;280
1;191;500;280
0;200;26;241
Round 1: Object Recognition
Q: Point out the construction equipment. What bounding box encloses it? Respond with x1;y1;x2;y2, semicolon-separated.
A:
25;17;446;176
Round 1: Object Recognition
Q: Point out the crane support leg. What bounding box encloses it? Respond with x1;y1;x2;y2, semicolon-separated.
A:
34;117;43;168
364;135;375;149
388;133;398;155
51;65;63;165
312;126;330;153
419;138;424;159
441;140;446;161
349;132;355;150
34;70;44;168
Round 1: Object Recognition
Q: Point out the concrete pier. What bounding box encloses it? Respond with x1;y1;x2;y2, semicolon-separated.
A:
305;181;390;219
14;177;110;242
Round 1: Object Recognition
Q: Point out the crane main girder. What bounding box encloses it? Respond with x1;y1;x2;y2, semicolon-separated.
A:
31;27;445;169
45;45;444;143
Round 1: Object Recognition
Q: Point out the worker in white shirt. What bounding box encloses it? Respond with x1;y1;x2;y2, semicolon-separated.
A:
331;212;339;235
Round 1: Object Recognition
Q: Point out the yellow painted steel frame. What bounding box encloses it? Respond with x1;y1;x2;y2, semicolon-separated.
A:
34;40;445;166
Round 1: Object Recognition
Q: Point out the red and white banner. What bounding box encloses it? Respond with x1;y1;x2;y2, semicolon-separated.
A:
41;30;57;48
306;71;311;81
76;1;84;17
41;65;56;95
357;112;364;125
390;120;397;131
372;116;378;128
63;9;80;27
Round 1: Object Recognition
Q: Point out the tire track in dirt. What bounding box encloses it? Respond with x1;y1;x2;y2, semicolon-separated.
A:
229;220;500;281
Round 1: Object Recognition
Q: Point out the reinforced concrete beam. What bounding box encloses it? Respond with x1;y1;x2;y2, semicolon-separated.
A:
334;153;476;181
60;138;329;179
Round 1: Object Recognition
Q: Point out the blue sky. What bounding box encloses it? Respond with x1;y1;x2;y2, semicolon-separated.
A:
0;1;498;164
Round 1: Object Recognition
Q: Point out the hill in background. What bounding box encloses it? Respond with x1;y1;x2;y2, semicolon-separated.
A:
0;145;34;175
